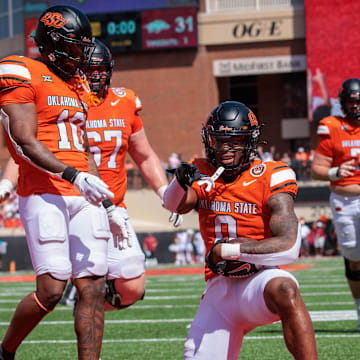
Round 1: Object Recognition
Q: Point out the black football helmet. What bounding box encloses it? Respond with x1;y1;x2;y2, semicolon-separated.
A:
338;78;360;120
34;5;95;80
202;101;261;179
82;39;114;98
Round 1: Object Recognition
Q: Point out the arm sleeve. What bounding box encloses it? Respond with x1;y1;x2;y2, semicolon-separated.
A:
0;85;35;106
236;223;301;266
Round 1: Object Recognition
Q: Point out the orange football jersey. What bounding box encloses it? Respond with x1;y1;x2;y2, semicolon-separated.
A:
0;56;91;197
316;115;360;186
191;158;297;281
86;87;143;207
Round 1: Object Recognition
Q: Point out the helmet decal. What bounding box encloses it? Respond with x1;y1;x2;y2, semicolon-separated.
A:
248;109;258;126
40;12;68;29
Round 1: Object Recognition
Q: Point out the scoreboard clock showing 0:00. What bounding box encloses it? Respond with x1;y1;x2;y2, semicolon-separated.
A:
107;20;136;36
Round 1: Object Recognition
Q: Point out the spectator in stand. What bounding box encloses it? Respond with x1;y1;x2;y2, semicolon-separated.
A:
299;217;311;258
262;145;276;162
173;228;194;264
314;220;326;257
307;222;316;257
142;233;158;259
168;152;181;169
281;152;292;166
295;147;310;180
167;153;182;181
193;231;206;263
168;233;180;264
319;215;338;256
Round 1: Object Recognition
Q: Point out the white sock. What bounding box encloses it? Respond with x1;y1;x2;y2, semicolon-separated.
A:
355;298;360;327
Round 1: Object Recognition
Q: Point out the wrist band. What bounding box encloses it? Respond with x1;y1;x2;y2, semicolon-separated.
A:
0;179;14;192
62;167;79;183
328;167;341;181
102;199;113;209
221;243;241;260
156;185;167;200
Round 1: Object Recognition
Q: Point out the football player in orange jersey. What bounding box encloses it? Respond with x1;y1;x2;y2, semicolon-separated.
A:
312;78;360;332
0;6;115;360
163;101;317;360
61;38;182;310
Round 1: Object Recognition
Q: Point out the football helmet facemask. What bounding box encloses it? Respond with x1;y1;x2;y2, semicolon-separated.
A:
202;101;261;179
34;5;95;80
82;39;114;98
338;78;360;120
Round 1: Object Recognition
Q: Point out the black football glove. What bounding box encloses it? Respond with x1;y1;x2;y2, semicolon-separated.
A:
167;162;201;191
206;239;260;278
206;239;228;275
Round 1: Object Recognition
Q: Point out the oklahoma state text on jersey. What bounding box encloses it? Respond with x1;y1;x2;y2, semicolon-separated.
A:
316;115;360;186
0;56;91;196
86;87;143;207
191;158;297;281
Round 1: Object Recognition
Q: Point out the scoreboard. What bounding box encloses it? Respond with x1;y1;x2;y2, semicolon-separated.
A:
88;7;197;53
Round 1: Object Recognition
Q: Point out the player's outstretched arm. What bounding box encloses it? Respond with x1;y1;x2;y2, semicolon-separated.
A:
129;129;183;226
163;161;200;214
2;103;113;206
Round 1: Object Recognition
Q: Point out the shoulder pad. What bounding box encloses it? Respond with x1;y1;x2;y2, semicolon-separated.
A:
110;87;142;111
0;56;31;89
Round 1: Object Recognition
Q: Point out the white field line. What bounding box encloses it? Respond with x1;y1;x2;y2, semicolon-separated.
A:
20;333;360;345
301;291;351;296
0;290;353;304
0;301;356;312
0;310;357;326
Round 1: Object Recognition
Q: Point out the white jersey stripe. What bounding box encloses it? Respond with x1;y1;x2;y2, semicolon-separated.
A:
270;168;296;187
0;63;31;80
317;124;330;135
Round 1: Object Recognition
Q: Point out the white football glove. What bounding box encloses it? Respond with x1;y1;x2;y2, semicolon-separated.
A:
169;212;183;227
0;179;13;204
106;205;133;250
73;172;114;206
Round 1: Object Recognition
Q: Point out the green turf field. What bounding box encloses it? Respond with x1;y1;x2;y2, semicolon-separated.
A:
0;256;359;359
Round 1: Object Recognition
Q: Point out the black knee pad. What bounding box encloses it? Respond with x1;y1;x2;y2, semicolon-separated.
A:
344;258;360;281
105;280;145;310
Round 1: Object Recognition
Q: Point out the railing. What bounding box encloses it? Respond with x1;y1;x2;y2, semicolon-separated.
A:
204;0;304;13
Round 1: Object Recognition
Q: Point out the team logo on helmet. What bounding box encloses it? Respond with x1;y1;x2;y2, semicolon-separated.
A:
250;164;266;177
248;109;258;127
40;12;68;28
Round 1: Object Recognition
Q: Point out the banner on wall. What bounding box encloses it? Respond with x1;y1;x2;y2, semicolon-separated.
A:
305;0;360;121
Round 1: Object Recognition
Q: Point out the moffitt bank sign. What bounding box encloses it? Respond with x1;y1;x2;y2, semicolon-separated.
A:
213;55;307;77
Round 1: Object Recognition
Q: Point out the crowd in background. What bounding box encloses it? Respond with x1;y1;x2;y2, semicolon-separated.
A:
0;191;22;229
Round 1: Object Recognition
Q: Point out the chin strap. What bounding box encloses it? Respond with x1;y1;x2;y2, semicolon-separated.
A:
198;166;224;192
73;73;101;106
